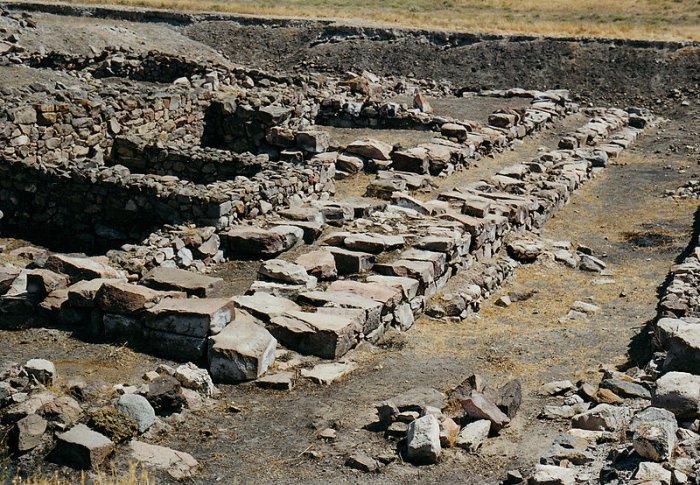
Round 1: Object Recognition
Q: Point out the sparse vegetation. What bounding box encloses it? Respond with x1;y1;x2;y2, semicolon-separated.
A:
42;0;700;41
11;465;151;485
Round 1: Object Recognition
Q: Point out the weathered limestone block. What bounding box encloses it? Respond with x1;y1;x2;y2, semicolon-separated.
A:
95;281;175;315
45;254;121;284
144;298;235;337
268;310;361;359
208;312;277;382
141;267;223;297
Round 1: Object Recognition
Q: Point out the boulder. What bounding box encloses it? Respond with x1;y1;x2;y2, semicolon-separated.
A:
52;424;114;469
441;123;468;141
129;440;199;479
116;394;156;433
141;267;223;297
346;139;392;161
662;324;700;374
223;227;290;257
0;267;21;295
633;419;677;462
208;313;277;382
406;414;441;464
144;297;235;337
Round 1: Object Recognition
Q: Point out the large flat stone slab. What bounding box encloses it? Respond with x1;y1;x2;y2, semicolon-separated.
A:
129;440;200;480
297;290;383;334
45;254;121;284
96;281;179;315
268;310;361;359
233;293;301;322
144;298;235;337
142;267;224;297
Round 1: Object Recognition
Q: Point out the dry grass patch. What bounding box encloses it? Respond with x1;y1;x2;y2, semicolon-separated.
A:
26;0;700;41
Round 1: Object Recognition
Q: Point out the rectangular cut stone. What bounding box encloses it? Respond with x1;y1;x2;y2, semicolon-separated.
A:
400;249;448;276
268;310;361;359
374;260;435;285
45;254;121;284
208;312;277;382
144;298;235;337
95;281;179;315
297;291;383;334
222;227;287;257
53;424;114;470
327;280;403;309
232;293;300;322
142;267;223;297
67;278;124;308
366;275;420;300
104;313;142;340
144;329;208;362
329;247;375;274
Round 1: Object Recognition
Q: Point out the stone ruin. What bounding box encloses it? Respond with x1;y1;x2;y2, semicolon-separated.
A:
1;3;698;483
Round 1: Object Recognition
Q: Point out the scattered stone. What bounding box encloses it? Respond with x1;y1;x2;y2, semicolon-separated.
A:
23;358;56;385
529;464;576;485
129;440;200;479
255;372;295;390
571;404;631;432
345;452;378;472
301;361;357;385
456;419;490;451
52;424;114;469
13;414;47;452
462;391;510;432
539;380;575;396
258;259;317;287
406;414;441;464
634;461;672;483
174;363;217;397
145;376;185;415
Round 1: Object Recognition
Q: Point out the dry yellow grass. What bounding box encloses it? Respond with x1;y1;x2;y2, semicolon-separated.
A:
12;465;151;485
19;0;700;41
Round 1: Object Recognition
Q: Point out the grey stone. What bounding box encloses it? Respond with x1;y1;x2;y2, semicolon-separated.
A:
529;464;575;485
572;404;631;432
455;419;490;451
301;361;357;385
651;372;700;419
232;293;300;322
406;414;441;464
634;462;672;483
258;259;317;287
173;363;217;397
14;414;47;452
116;394;155;433
462;391;511;432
